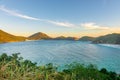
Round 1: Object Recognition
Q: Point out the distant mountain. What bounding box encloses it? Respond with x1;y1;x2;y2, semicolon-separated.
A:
53;36;78;40
0;30;26;43
27;32;51;40
1;29;120;44
79;36;95;41
66;37;78;40
92;33;120;44
53;36;67;40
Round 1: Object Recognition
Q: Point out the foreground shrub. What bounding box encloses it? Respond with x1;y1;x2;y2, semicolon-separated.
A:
0;53;120;80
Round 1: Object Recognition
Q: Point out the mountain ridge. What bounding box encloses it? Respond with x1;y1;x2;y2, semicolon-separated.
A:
27;32;51;40
0;29;120;44
92;33;120;44
79;36;95;41
0;29;26;43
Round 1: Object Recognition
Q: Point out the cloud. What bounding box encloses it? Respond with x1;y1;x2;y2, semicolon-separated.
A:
2;6;115;29
0;5;40;20
47;20;75;27
0;5;75;28
81;22;109;30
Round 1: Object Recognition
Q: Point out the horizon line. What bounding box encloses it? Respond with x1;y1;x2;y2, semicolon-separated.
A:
1;29;120;38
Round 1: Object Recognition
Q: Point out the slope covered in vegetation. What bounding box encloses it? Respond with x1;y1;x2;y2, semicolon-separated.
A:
79;36;95;41
0;30;26;43
28;32;51;40
93;33;120;44
1;29;120;44
53;36;78;40
0;53;120;80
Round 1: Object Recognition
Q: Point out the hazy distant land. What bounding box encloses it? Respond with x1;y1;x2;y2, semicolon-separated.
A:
0;29;120;44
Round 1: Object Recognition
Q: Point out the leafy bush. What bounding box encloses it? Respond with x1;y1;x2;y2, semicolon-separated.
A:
0;53;120;80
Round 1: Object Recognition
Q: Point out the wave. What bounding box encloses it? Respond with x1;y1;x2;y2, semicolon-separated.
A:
99;44;120;49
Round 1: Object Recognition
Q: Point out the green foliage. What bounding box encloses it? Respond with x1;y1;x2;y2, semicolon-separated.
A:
0;53;120;80
53;36;78;40
93;33;120;44
100;68;108;74
79;36;95;41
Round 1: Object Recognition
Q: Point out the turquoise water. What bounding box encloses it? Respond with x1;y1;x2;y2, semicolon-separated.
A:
0;40;120;73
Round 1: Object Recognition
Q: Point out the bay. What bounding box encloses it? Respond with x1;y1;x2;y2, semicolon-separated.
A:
0;40;120;73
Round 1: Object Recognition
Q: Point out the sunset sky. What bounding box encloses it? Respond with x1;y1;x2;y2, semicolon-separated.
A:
0;0;120;38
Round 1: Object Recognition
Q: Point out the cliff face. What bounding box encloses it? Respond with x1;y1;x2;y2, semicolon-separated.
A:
0;30;26;43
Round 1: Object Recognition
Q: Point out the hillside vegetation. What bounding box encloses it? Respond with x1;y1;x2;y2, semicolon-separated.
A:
0;53;120;80
93;33;120;44
27;32;51;40
1;29;120;44
0;30;26;43
79;36;95;41
53;36;78;40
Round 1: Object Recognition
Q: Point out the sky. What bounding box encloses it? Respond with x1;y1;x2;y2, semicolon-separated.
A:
0;0;120;38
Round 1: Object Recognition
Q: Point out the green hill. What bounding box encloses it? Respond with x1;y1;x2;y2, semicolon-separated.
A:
1;29;120;44
53;36;78;40
79;36;95;41
92;33;120;44
0;30;26;43
27;32;51;40
53;36;66;40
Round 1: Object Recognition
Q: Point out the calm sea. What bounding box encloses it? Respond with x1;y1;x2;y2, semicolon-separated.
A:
0;40;120;73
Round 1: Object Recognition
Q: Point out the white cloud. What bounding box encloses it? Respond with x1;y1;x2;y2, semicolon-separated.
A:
47;20;75;27
1;6;114;29
0;5;40;20
81;22;109;30
0;5;75;28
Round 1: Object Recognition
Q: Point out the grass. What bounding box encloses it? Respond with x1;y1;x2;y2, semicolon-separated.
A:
0;53;120;80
